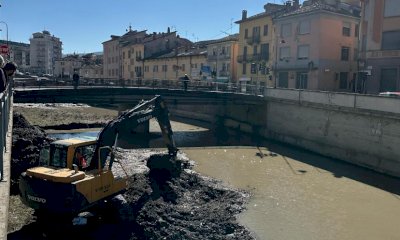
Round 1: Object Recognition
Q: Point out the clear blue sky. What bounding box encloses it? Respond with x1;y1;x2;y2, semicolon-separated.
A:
1;0;300;54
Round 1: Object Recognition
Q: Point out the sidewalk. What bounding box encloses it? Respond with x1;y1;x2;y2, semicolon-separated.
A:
0;105;13;240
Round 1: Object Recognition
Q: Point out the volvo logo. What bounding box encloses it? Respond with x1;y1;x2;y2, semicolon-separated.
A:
27;194;46;204
137;115;152;123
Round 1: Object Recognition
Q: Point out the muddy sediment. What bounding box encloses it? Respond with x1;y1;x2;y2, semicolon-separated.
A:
8;108;254;239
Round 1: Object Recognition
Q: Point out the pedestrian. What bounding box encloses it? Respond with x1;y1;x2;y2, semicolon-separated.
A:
0;61;17;92
73;72;80;89
183;74;189;91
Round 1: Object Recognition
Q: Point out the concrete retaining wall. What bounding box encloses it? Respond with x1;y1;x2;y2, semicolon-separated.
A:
263;88;400;177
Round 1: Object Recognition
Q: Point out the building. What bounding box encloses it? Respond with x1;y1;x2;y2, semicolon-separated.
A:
103;27;192;82
143;46;207;82
0;40;30;72
29;30;62;75
54;54;82;79
80;64;103;82
273;0;360;91
205;34;239;82
236;3;293;89
360;0;400;93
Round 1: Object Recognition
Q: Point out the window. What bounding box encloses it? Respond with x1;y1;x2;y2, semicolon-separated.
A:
341;47;350;61
153;65;158;72
261;43;269;60
253;45;258;55
245;29;248;38
263;25;269;36
281;23;292;37
380;68;397;92
384;0;400;17
339;72;348;89
297;45;309;59
280;47;290;59
251;63;257;74
242;63;247;74
162;65;167;72
182;64;185;71
296;72;308;89
252;26;260;37
243;46;247;57
382;31;400;50
342;22;351;36
50;146;67;168
298;20;310;35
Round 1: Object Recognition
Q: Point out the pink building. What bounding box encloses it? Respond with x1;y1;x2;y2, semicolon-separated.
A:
360;0;400;93
273;1;360;92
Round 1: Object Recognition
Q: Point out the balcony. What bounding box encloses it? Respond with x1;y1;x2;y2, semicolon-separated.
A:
366;50;400;59
208;54;231;61
246;35;261;45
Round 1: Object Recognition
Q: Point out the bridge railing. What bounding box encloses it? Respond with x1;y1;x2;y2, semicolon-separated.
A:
15;78;266;96
0;84;12;180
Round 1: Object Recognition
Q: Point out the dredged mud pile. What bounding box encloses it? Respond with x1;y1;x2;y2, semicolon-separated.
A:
8;115;253;239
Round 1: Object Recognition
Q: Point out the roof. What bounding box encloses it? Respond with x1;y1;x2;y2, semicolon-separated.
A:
277;1;360;19
235;3;288;24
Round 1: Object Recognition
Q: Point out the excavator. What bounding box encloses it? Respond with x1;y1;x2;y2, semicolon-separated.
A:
19;95;178;217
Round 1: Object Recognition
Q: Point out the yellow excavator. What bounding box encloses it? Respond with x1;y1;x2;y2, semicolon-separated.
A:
19;95;178;217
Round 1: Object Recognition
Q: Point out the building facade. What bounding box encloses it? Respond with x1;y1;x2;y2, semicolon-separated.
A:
29;30;62;75
54;54;83;79
274;0;360;91
206;34;239;82
236;3;292;88
0;40;30;72
360;0;400;93
103;28;192;82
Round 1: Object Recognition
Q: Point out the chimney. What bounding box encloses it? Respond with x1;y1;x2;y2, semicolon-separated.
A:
167;27;171;34
242;10;247;20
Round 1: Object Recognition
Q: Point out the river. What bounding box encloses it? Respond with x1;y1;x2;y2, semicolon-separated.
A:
48;120;400;240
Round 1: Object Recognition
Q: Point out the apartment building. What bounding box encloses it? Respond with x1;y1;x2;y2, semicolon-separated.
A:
236;3;293;88
206;34;239;82
360;0;400;93
29;30;62;75
143;46;207;81
54;54;83;79
274;0;360;91
80;64;103;81
103;27;192;82
0;40;30;72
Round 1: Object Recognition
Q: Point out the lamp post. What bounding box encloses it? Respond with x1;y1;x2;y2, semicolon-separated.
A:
0;21;9;58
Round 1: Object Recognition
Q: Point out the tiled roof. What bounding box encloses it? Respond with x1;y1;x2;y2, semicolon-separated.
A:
278;1;360;18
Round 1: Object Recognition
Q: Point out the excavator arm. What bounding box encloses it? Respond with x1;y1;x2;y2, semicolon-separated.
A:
90;95;178;170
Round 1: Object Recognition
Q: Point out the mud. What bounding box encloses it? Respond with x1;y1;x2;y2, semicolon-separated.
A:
8;110;253;239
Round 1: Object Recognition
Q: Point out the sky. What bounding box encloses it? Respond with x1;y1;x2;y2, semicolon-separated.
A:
0;0;301;54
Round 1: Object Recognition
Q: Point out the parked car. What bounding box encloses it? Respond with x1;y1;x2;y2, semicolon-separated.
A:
378;92;400;97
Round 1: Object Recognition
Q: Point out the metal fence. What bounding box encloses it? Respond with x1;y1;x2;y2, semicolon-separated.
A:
15;78;267;96
0;84;12;180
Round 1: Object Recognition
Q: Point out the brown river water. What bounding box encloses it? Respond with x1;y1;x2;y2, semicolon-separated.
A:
50;120;400;240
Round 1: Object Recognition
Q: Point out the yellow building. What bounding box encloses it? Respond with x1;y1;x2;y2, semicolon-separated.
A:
235;3;290;88
143;47;207;81
121;43;144;81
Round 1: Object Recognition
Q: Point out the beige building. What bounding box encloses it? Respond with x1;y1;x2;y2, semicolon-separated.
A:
206;34;239;82
143;46;207;81
80;64;103;81
29;30;62;75
236;3;292;88
103;28;192;82
274;0;360;91
360;0;400;93
54;54;82;79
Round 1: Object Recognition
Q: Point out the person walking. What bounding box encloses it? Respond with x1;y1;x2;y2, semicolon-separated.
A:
73;72;80;89
183;74;189;91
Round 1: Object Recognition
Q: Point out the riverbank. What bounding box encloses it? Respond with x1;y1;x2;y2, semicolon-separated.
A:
9;104;254;239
